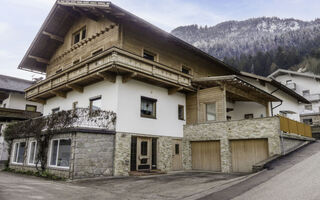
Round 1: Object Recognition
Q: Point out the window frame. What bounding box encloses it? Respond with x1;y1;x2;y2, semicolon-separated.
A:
140;96;157;119
244;114;254;119
181;65;192;75
12;141;26;165
302;90;310;96
205;102;217;121
89;96;102;113
27;140;38;166
72;26;87;45
48;138;72;169
142;49;157;61
178;105;185;120
305;104;313;111
25;104;37;112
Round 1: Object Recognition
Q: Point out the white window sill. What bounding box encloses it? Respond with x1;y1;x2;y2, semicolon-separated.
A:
48;166;70;170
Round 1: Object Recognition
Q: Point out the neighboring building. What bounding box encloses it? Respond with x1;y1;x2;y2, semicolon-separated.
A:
269;69;320;125
7;1;314;179
0;75;43;162
239;71;310;121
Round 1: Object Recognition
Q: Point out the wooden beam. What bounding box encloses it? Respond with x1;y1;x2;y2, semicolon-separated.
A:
32;98;46;105
168;87;183;95
122;72;137;83
42;31;64;43
72;6;99;21
96;72;116;83
66;84;83;93
28;55;49;64
225;85;267;106
51;91;67;98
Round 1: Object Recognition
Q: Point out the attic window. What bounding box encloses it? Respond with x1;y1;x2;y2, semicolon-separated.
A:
73;27;86;45
182;66;191;75
143;50;156;61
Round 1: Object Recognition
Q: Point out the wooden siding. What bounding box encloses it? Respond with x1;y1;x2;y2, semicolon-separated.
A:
231;139;269;173
122;24;233;79
47;16;120;77
279;115;312;138
186;93;198;124
191;141;221;171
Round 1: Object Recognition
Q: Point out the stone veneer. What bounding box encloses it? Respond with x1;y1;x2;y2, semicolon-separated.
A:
183;117;282;173
113;132;177;176
9;131;115;179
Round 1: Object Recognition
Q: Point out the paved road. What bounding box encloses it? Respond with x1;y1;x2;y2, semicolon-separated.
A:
0;171;247;200
201;141;320;200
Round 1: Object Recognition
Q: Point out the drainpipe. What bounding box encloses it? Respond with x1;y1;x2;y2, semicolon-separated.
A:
270;88;283;116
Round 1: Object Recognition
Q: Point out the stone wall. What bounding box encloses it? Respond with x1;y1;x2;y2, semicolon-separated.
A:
183;117;281;173
113;132;178;176
73;132;114;179
280;132;315;155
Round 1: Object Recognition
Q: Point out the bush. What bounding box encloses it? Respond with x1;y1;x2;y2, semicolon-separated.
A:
2;168;66;181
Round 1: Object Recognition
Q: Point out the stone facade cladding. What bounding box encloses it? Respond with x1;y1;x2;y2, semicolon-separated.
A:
113;132;177;176
9;131;115;179
183;117;282;173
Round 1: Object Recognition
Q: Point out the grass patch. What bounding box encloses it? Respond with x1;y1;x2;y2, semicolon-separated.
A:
2;168;66;181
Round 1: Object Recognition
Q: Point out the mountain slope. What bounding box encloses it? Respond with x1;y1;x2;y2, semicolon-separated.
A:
171;17;320;62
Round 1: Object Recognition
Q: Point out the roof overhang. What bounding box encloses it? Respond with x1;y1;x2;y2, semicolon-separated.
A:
18;0;240;75
192;75;281;103
240;71;310;104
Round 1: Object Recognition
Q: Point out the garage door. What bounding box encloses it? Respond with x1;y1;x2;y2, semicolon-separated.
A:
191;141;221;171
231;139;269;173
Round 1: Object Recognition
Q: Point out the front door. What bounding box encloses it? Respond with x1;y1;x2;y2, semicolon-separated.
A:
137;137;152;171
172;139;183;170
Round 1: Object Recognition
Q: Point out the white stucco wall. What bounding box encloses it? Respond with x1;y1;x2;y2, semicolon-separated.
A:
43;76;186;137
1;92;43;113
226;101;267;120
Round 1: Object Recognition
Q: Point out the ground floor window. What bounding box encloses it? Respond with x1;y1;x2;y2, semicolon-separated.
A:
12;142;26;164
49;139;71;168
28;141;38;165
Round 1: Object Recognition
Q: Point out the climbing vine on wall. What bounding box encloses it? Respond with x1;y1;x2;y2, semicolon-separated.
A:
4;108;116;171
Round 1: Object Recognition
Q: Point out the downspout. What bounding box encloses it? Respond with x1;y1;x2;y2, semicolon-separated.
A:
270;88;282;116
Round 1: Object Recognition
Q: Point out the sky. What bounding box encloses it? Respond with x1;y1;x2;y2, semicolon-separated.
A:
1;0;320;80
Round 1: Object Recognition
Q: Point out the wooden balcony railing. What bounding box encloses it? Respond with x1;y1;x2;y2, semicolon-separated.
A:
279;115;312;138
0;107;42;120
25;47;194;101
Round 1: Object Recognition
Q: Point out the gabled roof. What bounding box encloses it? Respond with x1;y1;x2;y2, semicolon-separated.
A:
18;0;239;75
0;74;35;93
240;71;310;104
268;69;320;80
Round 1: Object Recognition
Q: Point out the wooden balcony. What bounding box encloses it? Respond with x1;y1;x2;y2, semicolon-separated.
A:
0;108;42;121
25;47;194;102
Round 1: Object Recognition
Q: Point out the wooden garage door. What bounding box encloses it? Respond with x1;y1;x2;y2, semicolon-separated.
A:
191;141;221;171
231;139;269;173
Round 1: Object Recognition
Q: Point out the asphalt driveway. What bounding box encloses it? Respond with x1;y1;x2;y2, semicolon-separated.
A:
0;171;248;200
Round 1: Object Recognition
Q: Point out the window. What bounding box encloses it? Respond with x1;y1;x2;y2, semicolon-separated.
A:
178;105;184;120
56;68;62;74
72;27;86;45
175;144;180;155
143;50;156;61
182;66;191;75
89;96;102;112
3;103;6;108
141;141;148;156
141;97;157;118
72;101;78;110
303;118;313;125
244;114;254;119
12;142;26;164
303;90;310;96
28;141;37;165
50;139;71;168
25;105;37;112
286;80;292;84
206;103;216;121
305;104;312;111
52;107;60;114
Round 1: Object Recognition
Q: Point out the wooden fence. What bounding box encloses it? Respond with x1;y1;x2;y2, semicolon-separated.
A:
279;116;312;138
